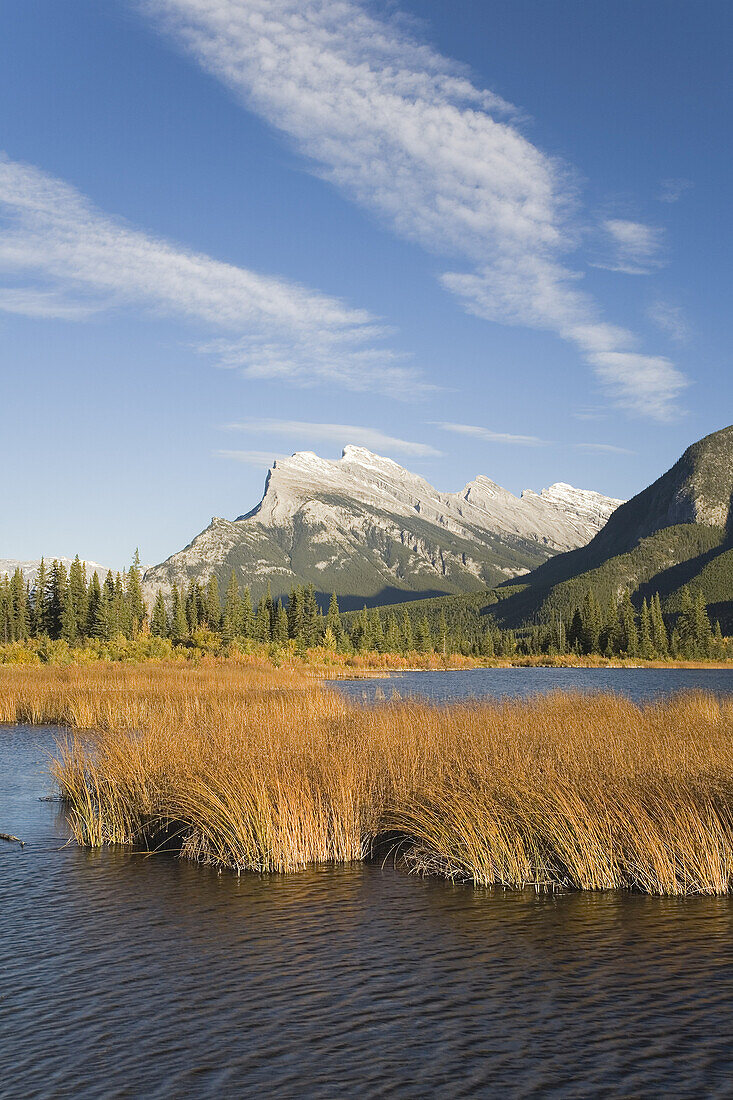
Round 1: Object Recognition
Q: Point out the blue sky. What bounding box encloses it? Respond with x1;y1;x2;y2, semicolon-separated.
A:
1;0;730;569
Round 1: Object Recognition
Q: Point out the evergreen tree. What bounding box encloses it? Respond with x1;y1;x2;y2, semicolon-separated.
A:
255;598;271;643
619;591;639;657
287;585;303;640
86;572;102;637
677;586;696;657
241;587;255;638
301;584;319;647
325;593;343;645
205;575;222;630
222;570;242;643
32;559;48;636
580;591;602;654
437;611;448;656
650;593;669;657
126;550;146;635
369;608;385;652
171;586;188;639
384;613;400;652
47;561;68;640
150;590;169;637
639;598;654;659
416;615;432;653
400;609;414;653
693;590;713;658
67;556;88;641
274;602;289;646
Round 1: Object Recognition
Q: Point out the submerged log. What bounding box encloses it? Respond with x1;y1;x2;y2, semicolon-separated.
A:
0;831;25;847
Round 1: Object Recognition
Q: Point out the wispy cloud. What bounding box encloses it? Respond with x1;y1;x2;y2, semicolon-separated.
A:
224;418;442;457
658;178;692;204
435;422;546;446
143;0;687;419
0;153;424;396
647;300;690;343
572;442;635;455
597;219;666;275
436;421;633;455
217;449;289;466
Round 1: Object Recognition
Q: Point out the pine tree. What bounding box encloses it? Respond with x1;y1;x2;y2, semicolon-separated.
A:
677;586;696;657
639;598;654;659
580;591;602;654
416;615;432;653
47;561;68;640
255;598;271;643
241;587;255;638
437;611;448;656
650;593;669;657
126;550;146;636
68;556;88;642
205;575;222;630
86;572;102;637
369;608;384;652
301;584;319;648
151;590;169;637
32;558;48;636
619;591;639;657
171;586;188;639
693;590;713;658
274;602;289;646
384;613;400;652
222;570;242;643
400;610;414;653
325;593;343;645
287;586;303;640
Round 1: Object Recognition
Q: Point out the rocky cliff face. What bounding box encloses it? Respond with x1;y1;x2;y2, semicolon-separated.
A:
144;446;623;607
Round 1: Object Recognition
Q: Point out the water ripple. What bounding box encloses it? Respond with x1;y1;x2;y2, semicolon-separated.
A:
2;725;733;1098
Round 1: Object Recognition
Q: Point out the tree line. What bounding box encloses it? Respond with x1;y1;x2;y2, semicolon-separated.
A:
1;557;729;661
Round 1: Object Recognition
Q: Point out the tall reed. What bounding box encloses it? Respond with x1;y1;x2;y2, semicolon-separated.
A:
2;661;733;894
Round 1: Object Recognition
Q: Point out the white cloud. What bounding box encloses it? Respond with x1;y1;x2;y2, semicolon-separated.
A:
598;219;666;275
0;153;424;396
217;449;289;466
647;300;690;343
143;0;687;419
572;442;635;455
658;178;692;204
437;421;634;455
224;418;442;457
0;287;101;320
435;422;546;446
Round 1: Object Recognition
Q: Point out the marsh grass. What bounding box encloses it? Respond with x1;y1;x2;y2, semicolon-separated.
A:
2;660;733;893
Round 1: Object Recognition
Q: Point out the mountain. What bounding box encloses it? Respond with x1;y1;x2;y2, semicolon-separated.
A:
0;557;112;583
460;424;733;631
143;446;622;608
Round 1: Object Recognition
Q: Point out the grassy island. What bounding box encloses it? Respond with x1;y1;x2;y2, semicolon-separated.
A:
2;660;733;895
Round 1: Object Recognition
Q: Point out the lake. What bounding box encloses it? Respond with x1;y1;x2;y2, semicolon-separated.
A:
330;665;733;706
2;669;733;1097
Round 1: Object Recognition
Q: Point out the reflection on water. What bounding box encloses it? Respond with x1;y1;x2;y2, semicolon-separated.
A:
2;723;733;1098
330;665;733;706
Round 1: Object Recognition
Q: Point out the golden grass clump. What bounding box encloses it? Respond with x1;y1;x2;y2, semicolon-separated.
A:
2;660;733;894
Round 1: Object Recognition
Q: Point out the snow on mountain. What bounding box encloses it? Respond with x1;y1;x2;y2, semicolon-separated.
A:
0;558;113;583
144;447;623;608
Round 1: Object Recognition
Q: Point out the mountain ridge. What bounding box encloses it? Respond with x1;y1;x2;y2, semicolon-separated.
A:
143;446;622;608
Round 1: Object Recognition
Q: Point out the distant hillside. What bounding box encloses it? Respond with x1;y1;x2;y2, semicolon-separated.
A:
0;557;112;583
367;425;733;635
144;446;621;608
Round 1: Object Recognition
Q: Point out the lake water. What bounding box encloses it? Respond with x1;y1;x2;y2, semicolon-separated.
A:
330;665;733;706
2;670;733;1097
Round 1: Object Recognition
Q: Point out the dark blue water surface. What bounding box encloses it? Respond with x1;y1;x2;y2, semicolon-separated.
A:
2;672;733;1098
330;666;733;706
